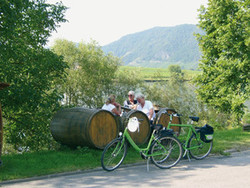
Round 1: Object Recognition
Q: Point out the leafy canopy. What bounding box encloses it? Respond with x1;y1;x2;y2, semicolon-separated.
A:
0;0;68;150
52;39;122;108
195;0;250;123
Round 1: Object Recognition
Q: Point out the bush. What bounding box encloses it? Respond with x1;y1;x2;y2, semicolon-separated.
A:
243;112;250;125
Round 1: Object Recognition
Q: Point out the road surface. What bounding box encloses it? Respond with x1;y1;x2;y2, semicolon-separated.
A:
1;150;250;188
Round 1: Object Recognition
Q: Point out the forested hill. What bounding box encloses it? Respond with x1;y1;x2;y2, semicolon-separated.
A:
102;24;203;69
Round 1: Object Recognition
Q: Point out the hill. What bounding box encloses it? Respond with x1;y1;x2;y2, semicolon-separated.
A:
102;24;203;69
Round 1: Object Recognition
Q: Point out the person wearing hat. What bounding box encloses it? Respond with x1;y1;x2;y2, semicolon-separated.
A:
123;91;137;109
102;94;121;116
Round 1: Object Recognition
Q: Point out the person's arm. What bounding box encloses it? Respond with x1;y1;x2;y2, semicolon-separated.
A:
123;100;127;107
147;101;154;120
113;102;121;115
130;103;137;109
148;108;154;120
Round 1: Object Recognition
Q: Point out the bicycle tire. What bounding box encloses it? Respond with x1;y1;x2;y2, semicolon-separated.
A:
150;136;183;169
101;137;127;171
188;133;213;160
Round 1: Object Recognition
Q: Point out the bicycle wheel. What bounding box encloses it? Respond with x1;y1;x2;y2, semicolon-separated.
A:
188;133;213;160
150;136;183;169
101;137;127;171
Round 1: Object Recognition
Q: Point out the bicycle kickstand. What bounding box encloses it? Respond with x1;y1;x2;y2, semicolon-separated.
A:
147;157;150;172
183;149;191;162
187;151;191;162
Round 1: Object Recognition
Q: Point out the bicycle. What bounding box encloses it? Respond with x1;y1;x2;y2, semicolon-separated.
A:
166;112;213;160
101;117;183;171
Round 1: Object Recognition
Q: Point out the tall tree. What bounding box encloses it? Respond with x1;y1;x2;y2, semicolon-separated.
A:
52;39;121;108
195;0;250;124
0;0;68;150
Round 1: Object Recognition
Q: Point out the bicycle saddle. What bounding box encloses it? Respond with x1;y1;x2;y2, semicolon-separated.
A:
189;116;199;122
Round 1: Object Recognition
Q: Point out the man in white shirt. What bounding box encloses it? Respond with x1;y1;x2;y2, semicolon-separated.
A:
136;93;155;121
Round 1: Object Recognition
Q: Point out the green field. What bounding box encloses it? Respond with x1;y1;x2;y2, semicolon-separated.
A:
119;66;201;80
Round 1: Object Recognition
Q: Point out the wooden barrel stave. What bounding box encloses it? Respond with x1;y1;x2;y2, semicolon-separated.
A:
50;107;118;149
121;110;151;145
154;108;181;135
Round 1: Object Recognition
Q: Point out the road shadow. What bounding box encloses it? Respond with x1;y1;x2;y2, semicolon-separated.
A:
2;150;250;188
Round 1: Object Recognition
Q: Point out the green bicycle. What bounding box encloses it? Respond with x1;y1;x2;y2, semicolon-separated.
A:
101;117;183;171
166;112;213;160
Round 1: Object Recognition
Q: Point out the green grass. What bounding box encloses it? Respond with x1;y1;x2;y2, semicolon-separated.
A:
119;66;200;80
1;127;250;182
212;128;250;154
0;147;102;181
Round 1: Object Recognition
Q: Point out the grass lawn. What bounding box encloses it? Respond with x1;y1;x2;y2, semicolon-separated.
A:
1;127;250;182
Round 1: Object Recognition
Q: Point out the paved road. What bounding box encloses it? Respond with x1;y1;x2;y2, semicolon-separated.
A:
1;150;250;188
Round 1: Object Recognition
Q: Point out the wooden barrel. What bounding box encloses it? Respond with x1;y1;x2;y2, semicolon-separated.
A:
120;110;151;145
154;108;181;135
50;107;119;149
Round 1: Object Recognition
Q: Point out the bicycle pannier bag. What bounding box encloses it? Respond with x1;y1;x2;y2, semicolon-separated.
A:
200;124;214;143
160;129;173;137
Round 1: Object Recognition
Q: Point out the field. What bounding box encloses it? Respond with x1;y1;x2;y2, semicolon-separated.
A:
119;66;201;81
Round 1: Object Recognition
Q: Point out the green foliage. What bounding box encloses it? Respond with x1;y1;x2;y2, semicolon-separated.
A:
137;66;231;129
119;66;200;80
52;39;122;108
140;70;202;123
198;107;232;130
195;0;250;125
110;70;144;104
168;65;182;74
168;65;185;83
242;112;250;125
0;0;68;150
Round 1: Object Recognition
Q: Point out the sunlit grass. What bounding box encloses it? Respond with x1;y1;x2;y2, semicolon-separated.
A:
0;127;249;182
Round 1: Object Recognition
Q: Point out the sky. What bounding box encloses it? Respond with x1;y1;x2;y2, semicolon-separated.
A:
47;0;208;47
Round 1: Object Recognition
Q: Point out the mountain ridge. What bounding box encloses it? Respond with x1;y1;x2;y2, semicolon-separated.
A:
102;24;203;69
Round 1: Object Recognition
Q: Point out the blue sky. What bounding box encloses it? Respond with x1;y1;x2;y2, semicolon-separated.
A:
47;0;208;47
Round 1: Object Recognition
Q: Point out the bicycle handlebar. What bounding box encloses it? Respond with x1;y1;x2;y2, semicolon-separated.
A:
164;111;182;117
121;106;132;111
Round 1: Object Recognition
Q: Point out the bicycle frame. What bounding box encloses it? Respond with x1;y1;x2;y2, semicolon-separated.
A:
121;127;167;157
101;116;185;171
167;115;202;152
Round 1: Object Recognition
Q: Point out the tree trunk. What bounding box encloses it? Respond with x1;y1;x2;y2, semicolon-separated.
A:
0;103;3;165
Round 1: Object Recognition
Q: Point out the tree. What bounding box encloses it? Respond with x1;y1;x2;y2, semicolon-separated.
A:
168;65;182;74
195;0;250;125
0;0;68;150
110;69;144;104
168;65;184;84
142;68;201;123
52;39;122;108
